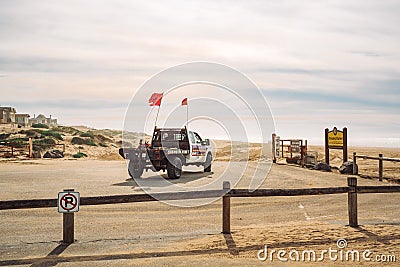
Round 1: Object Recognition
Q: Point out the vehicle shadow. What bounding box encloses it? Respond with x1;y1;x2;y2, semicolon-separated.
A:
112;170;215;189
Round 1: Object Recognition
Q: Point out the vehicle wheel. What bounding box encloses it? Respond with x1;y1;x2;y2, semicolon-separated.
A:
204;153;212;172
128;160;144;178
167;157;182;179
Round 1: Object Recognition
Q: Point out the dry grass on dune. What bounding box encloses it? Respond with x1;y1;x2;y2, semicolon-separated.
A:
211;140;269;162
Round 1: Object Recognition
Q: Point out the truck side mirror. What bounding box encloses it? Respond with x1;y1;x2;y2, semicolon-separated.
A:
202;139;210;146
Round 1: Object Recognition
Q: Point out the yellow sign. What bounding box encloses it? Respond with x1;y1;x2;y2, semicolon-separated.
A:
328;127;343;148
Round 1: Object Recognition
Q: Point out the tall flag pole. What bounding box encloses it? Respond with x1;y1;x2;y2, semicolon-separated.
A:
149;92;163;127
181;98;188;128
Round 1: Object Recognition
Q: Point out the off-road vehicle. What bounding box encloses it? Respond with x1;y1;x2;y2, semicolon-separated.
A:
119;127;212;179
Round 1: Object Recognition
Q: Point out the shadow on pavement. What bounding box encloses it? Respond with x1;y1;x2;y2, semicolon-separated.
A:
223;233;239;256
29;242;70;267
112;171;214;188
3;233;400;266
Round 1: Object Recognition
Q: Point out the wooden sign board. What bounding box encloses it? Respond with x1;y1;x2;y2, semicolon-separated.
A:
328;127;344;148
290;140;301;153
325;127;348;165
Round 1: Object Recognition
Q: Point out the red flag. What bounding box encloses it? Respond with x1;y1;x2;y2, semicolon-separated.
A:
149;93;163;106
181;98;188;106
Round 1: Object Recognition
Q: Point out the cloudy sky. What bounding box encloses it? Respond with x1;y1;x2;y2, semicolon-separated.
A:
0;0;399;146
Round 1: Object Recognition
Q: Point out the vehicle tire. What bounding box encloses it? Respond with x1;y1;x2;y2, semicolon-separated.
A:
167;157;182;179
128;160;144;179
204;153;212;172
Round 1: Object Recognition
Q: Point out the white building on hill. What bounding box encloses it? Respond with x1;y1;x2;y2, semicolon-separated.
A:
29;114;58;127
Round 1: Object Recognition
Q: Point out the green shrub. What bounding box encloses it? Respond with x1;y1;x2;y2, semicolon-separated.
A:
19;129;38;137
80;131;95;138
0;133;11;140
73;152;88;158
99;143;108;147
51;126;79;134
39;130;63;141
33;138;56;145
32;123;49;129
71;137;97;146
0;137;29;148
18;129;63;140
85;139;97;146
71;137;84;145
33;138;56;151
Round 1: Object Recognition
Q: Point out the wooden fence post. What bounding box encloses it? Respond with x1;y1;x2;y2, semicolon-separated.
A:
343;127;348;163
29;137;33;158
272;134;276;163
222;181;231;234
63;189;75;244
353;152;357;175
324;128;330;165
347;177;358;227
378;154;383;181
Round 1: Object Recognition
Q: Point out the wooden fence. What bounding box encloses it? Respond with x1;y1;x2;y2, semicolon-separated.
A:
0;144;29;157
1;177;400;243
353;152;400;181
0;138;65;158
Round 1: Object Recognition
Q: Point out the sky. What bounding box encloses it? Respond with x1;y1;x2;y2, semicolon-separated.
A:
0;0;399;146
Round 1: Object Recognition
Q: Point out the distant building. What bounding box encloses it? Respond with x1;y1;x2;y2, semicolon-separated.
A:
15;114;30;126
0;107;16;124
29;114;58;127
0;106;58;127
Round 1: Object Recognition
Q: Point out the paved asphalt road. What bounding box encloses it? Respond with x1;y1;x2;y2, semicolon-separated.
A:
0;159;399;266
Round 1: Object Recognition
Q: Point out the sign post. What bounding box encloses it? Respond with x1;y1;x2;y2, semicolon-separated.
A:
58;189;79;244
272;134;281;163
325;127;348;165
29;137;33;158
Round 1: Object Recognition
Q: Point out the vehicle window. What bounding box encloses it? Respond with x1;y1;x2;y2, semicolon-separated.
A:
173;133;185;141
158;132;186;141
194;132;202;143
162;132;170;140
189;132;195;143
152;131;160;141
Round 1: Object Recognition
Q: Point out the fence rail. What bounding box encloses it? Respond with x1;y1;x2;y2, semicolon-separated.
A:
0;139;65;158
230;187;349;197
0;144;29;157
353;152;400;181
1;177;400;243
0;190;227;210
355;155;400;162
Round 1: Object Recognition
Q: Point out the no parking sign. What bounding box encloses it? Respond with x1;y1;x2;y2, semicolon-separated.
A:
58;191;80;213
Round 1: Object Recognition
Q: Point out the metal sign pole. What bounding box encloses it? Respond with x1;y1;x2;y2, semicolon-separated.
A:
62;189;75;244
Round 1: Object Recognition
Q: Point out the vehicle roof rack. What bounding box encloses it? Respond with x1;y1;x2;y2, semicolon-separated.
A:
154;126;187;131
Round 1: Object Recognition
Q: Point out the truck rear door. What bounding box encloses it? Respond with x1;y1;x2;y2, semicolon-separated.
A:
188;131;206;163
